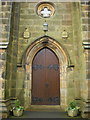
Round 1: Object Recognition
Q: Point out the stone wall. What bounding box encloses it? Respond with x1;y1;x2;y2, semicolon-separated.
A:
0;1;12;98
15;2;86;109
0;1;12;118
81;1;90;118
17;2;74;106
5;2;20;99
0;1;90;118
18;2;73;63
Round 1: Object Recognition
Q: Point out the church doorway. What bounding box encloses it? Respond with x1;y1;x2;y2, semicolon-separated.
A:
31;48;60;105
23;36;69;109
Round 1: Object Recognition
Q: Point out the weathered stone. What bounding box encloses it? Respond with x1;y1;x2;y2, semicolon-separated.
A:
2;19;9;24
0;1;90;118
82;25;88;31
0;61;4;67
27;9;35;14
82;18;88;24
20;3;30;8
62;14;72;20
88;32;90;38
88;25;90;31
1;6;11;11
1;2;6;5
81;5;88;11
7;2;12;5
20;15;38;19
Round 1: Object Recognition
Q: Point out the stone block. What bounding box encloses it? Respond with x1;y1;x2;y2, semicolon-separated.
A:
10;88;16;97
82;11;88;17
47;26;55;31
32;20;44;25
0;113;8;118
0;62;4;68
82;31;88;39
0;89;3;98
88;25;90;31
5;90;9;99
1;2;6;5
86;71;90;79
51;20;60;25
27;9;35;14
4;12;10;18
67;80;74;88
82;25;88;31
20;9;26;14
20;3;30;8
63;14;72;20
88;81;90;89
82;18;88;24
4;25;9;31
81;90;88;98
67;88;76;98
2;19;9;24
88;12;90;17
29;3;37;8
16;88;24;99
61;8;71;14
88;32;90;38
62;20;72;25
2;6;11;11
66;3;71;9
31;32;43;38
81;99;90;118
1;33;9;38
16;73;24;88
7;2;12;5
20;15;38;19
61;81;67;88
11;81;16;88
81;5;89;11
86;61;90;69
81;2;86;5
81;12;86;17
19;20;29;25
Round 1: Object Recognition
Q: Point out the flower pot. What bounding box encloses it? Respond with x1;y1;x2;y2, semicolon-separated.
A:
68;109;78;117
13;109;24;117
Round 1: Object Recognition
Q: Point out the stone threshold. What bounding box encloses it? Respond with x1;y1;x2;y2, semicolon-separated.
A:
27;105;64;112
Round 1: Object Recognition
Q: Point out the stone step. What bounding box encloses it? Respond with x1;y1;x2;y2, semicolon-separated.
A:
86;105;90;108
0;98;17;118
86;99;90;103
27;105;64;112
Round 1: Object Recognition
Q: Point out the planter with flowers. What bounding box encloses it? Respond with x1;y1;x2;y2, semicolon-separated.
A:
66;100;80;117
13;99;24;117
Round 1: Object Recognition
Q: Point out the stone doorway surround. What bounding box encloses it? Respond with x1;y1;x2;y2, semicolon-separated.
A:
22;36;70;110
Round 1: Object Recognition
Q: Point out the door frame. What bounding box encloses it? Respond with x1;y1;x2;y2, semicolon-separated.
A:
22;36;70;109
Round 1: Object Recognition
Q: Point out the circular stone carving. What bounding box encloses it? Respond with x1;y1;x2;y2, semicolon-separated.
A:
36;2;55;18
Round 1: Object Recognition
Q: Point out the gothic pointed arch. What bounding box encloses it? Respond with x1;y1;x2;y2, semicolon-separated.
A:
22;35;71;66
22;35;71;109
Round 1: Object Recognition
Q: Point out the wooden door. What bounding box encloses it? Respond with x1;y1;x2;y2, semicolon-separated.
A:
32;48;60;105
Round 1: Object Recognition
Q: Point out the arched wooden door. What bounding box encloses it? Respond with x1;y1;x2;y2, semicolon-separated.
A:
32;48;60;105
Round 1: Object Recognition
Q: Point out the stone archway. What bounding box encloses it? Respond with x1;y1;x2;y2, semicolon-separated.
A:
22;36;70;109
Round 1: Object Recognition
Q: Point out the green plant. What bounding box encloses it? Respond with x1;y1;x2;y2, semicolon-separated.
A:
12;99;24;117
13;99;24;110
66;100;80;111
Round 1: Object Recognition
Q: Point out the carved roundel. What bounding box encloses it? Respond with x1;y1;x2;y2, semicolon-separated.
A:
36;2;55;18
